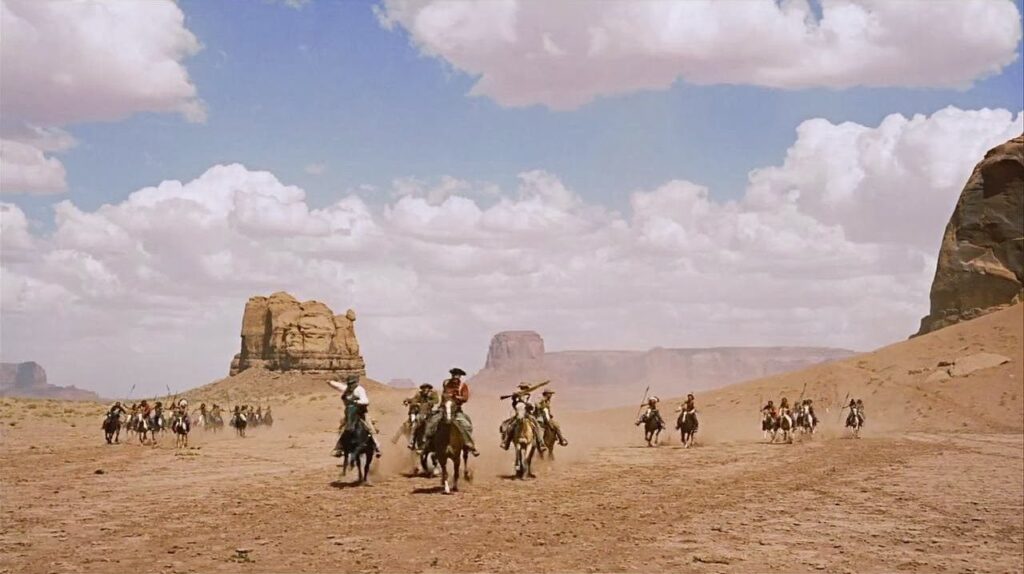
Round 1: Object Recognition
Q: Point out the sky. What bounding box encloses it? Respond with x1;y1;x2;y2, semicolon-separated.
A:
1;0;1022;397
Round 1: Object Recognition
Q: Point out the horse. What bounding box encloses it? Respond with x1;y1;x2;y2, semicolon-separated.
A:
230;411;247;438
131;412;151;445
171;412;190;448
337;413;375;485
761;411;776;441
102;412;122;444
640;411;664;447
149;410;166;445
773;411;793;444
676;409;698;448
795;405;817;436
845;407;863;438
208;412;224;432
431;398;472;494
511;402;537;479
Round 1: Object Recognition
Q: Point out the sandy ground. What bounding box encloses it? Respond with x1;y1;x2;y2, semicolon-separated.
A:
1;306;1022;573
1;406;1021;574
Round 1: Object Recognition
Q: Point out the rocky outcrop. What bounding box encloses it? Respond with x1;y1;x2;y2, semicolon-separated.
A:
0;361;100;401
229;292;366;377
918;135;1024;335
484;331;545;370
471;332;855;409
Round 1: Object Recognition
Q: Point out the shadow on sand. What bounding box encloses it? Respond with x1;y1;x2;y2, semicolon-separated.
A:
329;479;371;489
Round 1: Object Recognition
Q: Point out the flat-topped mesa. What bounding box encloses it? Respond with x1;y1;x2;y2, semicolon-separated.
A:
229;292;366;377
484;330;545;370
917;135;1024;336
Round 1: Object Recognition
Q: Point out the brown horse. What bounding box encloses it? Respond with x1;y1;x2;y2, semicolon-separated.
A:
511;402;537;479
432;399;471;494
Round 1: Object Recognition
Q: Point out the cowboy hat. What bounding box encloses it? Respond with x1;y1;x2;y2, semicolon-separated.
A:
419;383;434;390
542;389;555;396
449;368;466;377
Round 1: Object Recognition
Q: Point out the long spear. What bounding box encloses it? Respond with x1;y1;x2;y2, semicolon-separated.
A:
635;385;651;421
837;392;850;422
126;384;136;401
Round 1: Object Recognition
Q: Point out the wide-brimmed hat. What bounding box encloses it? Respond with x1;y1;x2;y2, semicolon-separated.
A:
449;368;466;377
648;396;660;403
517;382;532;390
419;383;434;390
542;389;555;396
345;375;360;385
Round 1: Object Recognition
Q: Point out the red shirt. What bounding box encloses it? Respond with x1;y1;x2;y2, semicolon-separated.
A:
443;378;470;403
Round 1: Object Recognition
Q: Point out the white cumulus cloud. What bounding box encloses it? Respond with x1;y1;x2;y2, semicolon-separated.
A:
1;107;1020;396
378;0;1023;109
0;0;204;194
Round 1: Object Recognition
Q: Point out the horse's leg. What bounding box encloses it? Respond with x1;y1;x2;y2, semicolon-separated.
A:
526;444;536;478
462;448;472;482
452;452;461;492
441;456;451;494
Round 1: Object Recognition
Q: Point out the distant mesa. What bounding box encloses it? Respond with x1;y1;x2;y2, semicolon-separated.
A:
471;330;854;409
0;361;100;401
387;378;417;388
917;134;1024;335
229;292;366;378
485;331;546;370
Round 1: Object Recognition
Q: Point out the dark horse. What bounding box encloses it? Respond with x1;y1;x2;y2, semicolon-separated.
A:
102;412;122;444
640;411;664;447
432;399;472;494
171;412;190;449
676;410;697;448
336;405;375;485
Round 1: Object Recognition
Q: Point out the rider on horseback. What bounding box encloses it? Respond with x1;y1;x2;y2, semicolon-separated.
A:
106;401;127;419
536;389;568;447
404;383;439;450
499;383;546;453
423;368;479;457
329;376;382;458
675;393;698;433
636;396;663;426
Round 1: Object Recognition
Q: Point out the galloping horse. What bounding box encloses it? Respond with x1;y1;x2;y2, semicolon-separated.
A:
846;406;863;438
773;411;793;444
511;401;536;479
230;411;247;438
149;410;166;445
676;410;697;448
431;398;471;494
761;411;776;441
207;412;224;432
171;411;190;448
641;411;664;447
795;404;817;436
102;412;122;444
131;412;150;445
338;407;375;485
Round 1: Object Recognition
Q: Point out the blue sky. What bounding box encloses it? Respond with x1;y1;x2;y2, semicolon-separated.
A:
2;0;1023;395
18;0;1023;221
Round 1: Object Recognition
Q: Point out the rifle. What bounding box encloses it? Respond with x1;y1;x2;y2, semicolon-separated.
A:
499;380;550;400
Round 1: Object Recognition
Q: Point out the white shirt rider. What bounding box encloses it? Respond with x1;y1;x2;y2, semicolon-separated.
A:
328;380;369;406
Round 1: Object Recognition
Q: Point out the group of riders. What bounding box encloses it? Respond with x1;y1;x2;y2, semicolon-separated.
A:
101;398;273;446
635;393;700;447
328;368;572;484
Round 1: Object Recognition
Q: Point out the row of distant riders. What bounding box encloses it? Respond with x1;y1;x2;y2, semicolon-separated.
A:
635;394;867;446
101;399;273;447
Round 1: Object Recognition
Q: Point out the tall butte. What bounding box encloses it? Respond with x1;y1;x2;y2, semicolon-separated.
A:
229;291;366;377
917;134;1024;335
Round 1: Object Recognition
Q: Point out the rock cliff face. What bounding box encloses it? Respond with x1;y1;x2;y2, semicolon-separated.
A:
0;362;100;401
484;331;546;370
471;331;854;409
917;135;1024;335
229;292;366;377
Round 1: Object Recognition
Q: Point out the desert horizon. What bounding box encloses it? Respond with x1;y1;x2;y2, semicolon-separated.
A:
1;1;1022;573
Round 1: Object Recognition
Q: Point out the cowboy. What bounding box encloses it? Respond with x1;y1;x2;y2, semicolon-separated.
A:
328;376;382;458
762;399;776;416
536;389;569;447
423;368;479;456
676;393;698;433
499;382;546;452
636;396;663;426
404;383;439;450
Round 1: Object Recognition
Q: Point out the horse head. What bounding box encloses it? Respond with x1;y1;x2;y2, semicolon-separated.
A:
514;401;528;420
441;399;454;423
